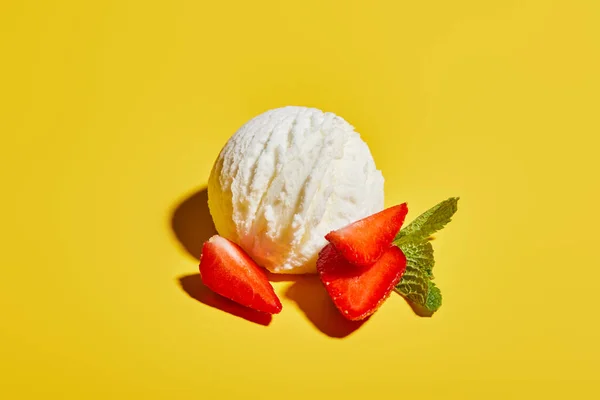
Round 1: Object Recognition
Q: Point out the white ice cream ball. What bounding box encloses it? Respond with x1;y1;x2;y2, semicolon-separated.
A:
208;106;384;274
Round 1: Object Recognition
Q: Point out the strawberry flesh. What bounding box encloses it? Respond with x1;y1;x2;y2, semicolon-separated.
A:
325;203;408;268
199;235;282;314
317;243;406;321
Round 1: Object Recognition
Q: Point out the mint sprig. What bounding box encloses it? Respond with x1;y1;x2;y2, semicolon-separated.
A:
394;198;459;316
394;197;459;245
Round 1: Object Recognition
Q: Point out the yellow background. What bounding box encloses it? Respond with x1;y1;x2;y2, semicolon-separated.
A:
2;0;599;398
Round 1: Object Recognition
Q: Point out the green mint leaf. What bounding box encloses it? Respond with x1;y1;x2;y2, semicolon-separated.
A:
398;279;442;318
393;197;459;316
394;254;430;306
425;282;442;312
394;197;459;245
394;241;441;315
399;240;435;279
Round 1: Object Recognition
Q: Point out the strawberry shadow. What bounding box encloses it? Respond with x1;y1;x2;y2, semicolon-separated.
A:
171;187;217;260
178;274;272;326
285;275;366;338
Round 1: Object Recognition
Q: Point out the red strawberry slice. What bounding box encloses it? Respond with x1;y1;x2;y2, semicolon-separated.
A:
325;204;408;268
199;235;282;314
317;243;406;321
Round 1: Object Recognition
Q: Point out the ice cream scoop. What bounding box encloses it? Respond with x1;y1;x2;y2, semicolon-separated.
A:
208;106;384;274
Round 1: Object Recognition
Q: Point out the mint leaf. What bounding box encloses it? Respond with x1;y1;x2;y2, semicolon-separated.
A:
393;197;459;316
398;240;434;279
397;279;442;318
394;241;441;315
394;255;430;306
394;197;459;245
425;282;442;312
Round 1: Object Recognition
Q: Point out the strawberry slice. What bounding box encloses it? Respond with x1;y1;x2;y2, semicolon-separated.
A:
316;243;406;321
325;203;408;268
199;235;282;314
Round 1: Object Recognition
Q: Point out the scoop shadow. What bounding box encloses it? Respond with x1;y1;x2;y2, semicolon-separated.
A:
285;275;367;338
178;274;272;326
171;187;217;260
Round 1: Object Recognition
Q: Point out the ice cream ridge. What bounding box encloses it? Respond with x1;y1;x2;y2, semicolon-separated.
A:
208;106;384;274
201;106;458;320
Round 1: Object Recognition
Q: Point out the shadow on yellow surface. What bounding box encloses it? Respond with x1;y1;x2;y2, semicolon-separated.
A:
178;274;272;326
171;187;217;260
285;275;366;338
